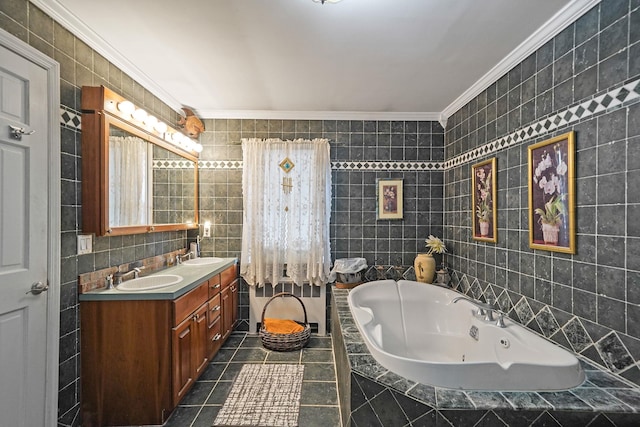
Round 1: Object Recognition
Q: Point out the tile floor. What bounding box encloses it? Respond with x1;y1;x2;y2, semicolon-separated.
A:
164;332;342;427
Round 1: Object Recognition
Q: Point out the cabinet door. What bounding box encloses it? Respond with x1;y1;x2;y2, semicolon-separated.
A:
230;279;239;328
221;286;232;340
172;316;194;405
193;303;209;377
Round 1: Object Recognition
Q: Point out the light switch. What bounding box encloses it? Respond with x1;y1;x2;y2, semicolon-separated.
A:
77;234;92;255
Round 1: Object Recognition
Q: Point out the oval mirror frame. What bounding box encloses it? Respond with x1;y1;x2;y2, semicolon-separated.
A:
81;86;199;236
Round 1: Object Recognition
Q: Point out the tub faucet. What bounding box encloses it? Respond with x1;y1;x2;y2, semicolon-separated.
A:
452;296;496;322
114;267;142;285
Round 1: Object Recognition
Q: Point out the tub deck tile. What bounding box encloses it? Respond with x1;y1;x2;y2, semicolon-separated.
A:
537;390;596;411
607;388;640;411
435;389;475;409
572;387;635;412
501;391;554;410
466;391;515;409
376;371;416;393
406;383;437;408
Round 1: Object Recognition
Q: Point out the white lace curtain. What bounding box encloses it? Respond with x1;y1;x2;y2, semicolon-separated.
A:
240;138;332;287
109;136;149;226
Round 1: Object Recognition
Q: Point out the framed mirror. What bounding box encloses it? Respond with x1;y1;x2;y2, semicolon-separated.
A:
82;86;199;236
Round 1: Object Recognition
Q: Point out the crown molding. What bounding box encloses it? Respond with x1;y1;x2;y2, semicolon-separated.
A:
440;0;601;123
34;0;599;124
197;109;441;121
30;0;184;113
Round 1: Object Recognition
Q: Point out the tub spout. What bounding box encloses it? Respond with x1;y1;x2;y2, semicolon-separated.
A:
452;296;496;322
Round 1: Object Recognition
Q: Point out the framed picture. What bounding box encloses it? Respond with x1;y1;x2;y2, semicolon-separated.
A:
528;131;575;253
377;179;403;220
471;158;497;243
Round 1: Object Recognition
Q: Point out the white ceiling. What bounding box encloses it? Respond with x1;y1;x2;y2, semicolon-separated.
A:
37;0;597;122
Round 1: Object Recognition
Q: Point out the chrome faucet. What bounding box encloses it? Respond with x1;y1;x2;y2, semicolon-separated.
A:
113;267;142;284
452;296;497;322
176;252;192;264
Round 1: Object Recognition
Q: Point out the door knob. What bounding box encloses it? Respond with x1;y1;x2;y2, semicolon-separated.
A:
9;125;36;141
26;281;49;295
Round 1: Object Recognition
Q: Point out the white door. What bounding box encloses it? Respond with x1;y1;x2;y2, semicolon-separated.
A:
0;31;60;427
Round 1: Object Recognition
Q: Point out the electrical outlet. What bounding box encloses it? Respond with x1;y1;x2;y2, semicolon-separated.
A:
77;234;92;255
203;221;211;238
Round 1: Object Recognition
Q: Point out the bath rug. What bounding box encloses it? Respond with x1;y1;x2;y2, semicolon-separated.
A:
213;364;304;427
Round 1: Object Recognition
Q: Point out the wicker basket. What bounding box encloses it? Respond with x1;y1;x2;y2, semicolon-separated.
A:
260;292;311;352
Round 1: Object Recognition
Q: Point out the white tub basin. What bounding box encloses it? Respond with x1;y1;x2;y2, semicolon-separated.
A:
116;274;183;291
181;257;223;266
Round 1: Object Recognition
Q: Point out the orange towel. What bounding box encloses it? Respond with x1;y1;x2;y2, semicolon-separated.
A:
263;318;304;334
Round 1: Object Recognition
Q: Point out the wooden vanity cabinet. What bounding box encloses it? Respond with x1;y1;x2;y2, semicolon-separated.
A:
81;266;239;426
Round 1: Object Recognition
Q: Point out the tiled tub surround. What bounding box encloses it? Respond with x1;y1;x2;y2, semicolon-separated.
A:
443;0;640;392
332;289;640;427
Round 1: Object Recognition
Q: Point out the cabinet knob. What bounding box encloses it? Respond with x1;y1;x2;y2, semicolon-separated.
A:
213;305;220;311
213;333;221;341
211;283;221;289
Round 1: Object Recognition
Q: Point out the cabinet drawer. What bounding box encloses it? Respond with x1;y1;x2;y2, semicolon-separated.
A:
208;275;221;299
207;315;223;357
221;264;237;289
207;294;221;327
173;282;208;325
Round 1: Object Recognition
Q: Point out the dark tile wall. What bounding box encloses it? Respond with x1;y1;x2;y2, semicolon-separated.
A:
444;1;640;385
195;119;445;334
1;2;188;425
197;119;445;268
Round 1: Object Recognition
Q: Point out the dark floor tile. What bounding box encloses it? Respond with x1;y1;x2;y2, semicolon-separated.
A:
302;348;334;363
304;362;336;381
239;335;263;348
231;347;268;362
192;405;221;427
307;336;333;349
211;348;236;363
221;362;244;381
164;406;200;427
200;362;227;381
206;381;234;405
180;381;214;405
266;350;302;362
298;405;341;427
222;334;245;349
300;381;338;405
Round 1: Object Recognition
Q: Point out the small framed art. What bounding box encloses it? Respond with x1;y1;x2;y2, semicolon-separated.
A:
528;131;575;253
472;158;497;242
377;179;403;220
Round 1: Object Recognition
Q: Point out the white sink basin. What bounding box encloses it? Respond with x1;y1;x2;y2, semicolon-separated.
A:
116;274;183;291
181;257;223;266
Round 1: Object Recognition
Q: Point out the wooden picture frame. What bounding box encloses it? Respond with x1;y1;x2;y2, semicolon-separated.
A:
377;179;403;220
472;158;497;242
528;131;576;253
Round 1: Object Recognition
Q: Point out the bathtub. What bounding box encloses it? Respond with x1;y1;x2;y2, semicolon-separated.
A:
347;280;585;391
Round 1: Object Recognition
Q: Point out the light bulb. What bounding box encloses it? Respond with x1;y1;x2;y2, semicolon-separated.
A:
132;108;148;122
193;143;203;153
117;101;135;116
144;115;158;128
154;121;167;134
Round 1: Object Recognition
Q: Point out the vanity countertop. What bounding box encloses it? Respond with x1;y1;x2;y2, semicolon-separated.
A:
79;257;237;301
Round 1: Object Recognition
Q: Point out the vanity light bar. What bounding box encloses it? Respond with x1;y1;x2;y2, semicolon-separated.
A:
104;96;203;155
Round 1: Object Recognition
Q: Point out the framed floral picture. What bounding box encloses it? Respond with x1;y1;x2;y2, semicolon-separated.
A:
377;179;403;220
528;131;576;253
472;158;497;242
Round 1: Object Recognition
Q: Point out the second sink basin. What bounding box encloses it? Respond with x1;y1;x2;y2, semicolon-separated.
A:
116;274;183;291
181;257;223;266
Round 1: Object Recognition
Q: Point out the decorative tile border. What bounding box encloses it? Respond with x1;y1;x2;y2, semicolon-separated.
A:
60;106;81;130
332;161;444;171
153;160;196;169
447;77;640;168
